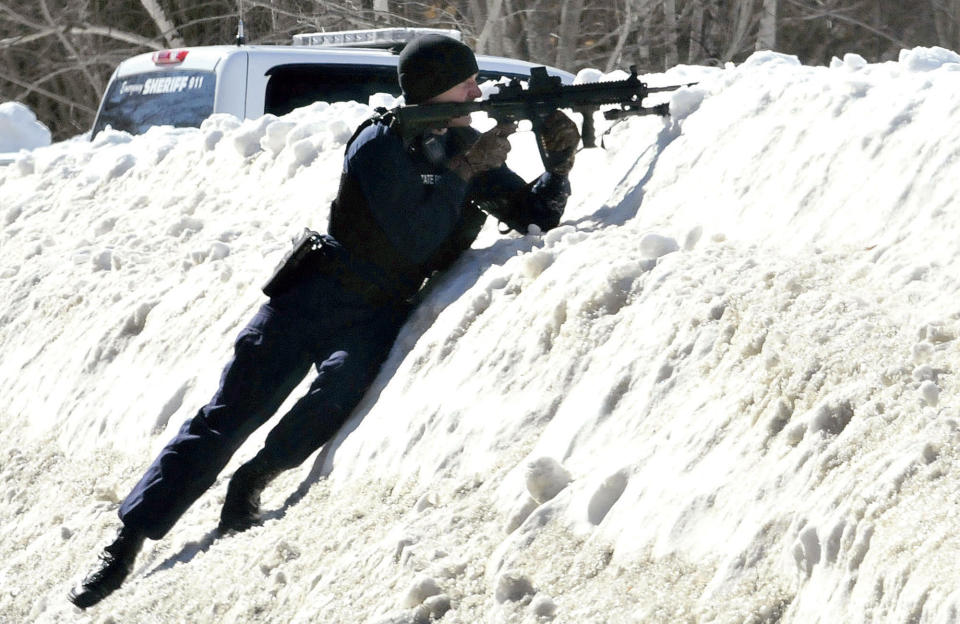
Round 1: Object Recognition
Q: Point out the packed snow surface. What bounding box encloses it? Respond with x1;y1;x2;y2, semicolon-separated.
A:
3;47;960;623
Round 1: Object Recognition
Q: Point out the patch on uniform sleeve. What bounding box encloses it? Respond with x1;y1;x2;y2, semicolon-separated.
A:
421;174;442;185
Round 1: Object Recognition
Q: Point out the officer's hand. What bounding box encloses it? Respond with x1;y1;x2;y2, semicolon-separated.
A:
448;122;516;181
539;110;580;176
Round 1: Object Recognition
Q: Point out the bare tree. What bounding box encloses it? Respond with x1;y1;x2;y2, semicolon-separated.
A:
931;0;960;49
139;0;185;46
1;0;955;140
723;0;760;60
475;0;505;53
606;0;642;72
757;0;778;50
662;0;679;67
522;0;557;64
555;0;584;69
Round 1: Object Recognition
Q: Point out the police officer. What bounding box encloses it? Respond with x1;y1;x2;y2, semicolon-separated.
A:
69;34;580;609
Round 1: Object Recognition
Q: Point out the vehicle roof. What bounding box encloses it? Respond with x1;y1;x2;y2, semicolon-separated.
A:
112;45;575;82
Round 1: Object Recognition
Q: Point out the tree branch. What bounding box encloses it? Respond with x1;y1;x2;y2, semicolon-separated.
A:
0;69;97;114
0;2;47;31
0;25;164;51
137;0;185;47
783;0;909;49
38;0;104;94
0;30;60;48
73;23;166;49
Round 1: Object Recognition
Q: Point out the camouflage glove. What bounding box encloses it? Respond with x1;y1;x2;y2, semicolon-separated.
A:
447;122;516;181
539;110;580;176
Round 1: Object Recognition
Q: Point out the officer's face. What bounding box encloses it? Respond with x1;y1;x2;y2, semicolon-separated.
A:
427;74;482;127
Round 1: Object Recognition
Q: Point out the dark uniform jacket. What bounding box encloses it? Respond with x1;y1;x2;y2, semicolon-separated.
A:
325;118;571;305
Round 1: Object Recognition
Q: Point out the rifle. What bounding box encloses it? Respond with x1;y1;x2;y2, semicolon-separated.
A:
391;66;694;170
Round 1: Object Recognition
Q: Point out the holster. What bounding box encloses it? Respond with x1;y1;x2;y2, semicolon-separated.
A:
262;228;324;297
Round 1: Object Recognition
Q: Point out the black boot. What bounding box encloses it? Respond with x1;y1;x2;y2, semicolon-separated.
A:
218;458;280;534
68;525;144;609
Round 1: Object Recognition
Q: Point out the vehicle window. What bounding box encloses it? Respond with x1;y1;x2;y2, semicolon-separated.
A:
265;64;400;115
477;71;529;85
264;65;534;115
92;70;215;138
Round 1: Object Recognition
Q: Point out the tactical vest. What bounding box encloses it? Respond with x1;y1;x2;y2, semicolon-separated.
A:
327;113;486;304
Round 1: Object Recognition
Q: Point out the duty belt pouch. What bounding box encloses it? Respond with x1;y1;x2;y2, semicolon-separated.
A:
262;228;323;297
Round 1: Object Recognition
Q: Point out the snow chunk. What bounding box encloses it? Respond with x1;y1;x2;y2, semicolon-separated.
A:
899;46;960;72
809;399;854;436
530;594;558;618
520;249;555;279
401;575;442;608
326;118;354;146
369;92;400;109
670;86;707;121
233;115;277;157
208;242;230;261
284;122;326;146
91;128;133;148
740;51;802;68
639;233;679;259
0;102;51;152
793;524;821;578
423;594;452;619
920;380;940;407
587;470;629;525
288;138;320;169
201;114;241;151
261;121;297;154
201;113;242;133
525;457;571;504
574;68;605;84
683;225;703;250
495;570;535;603
91;249;118;271
830;53;868;71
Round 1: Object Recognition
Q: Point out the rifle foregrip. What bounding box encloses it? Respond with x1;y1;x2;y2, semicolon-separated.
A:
580;110;596;148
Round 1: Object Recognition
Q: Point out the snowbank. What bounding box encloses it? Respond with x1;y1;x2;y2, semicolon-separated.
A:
3;47;960;623
0;101;52;152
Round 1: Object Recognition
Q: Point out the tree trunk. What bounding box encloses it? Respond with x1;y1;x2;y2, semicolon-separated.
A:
635;0;658;67
931;0;960;49
476;0;505;54
722;0;758;61
757;0;778;50
138;0;185;47
662;0;679;67
555;0;584;70
499;0;523;59
606;0;634;72
523;0;557;65
688;2;706;63
373;0;389;24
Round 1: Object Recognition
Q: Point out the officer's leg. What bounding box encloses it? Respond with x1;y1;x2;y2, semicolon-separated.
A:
218;314;402;531
70;305;314;609
118;305;313;540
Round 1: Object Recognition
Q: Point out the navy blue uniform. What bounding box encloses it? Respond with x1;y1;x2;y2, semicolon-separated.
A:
118;119;571;539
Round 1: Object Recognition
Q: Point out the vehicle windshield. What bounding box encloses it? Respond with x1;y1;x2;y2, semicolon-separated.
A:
91;69;215;138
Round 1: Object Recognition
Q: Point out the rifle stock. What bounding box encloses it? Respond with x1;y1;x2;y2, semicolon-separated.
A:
391;66;694;169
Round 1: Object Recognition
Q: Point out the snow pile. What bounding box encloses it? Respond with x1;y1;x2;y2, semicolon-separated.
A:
3;48;960;623
0;101;52;153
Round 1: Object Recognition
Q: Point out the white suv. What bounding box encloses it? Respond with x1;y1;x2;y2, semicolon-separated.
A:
91;27;575;139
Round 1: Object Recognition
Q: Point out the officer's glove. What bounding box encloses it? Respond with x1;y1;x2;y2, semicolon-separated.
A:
539;110;580;176
447;122;516;181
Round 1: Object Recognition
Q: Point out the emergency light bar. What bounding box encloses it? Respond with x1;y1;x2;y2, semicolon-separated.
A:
152;49;189;64
292;28;461;49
